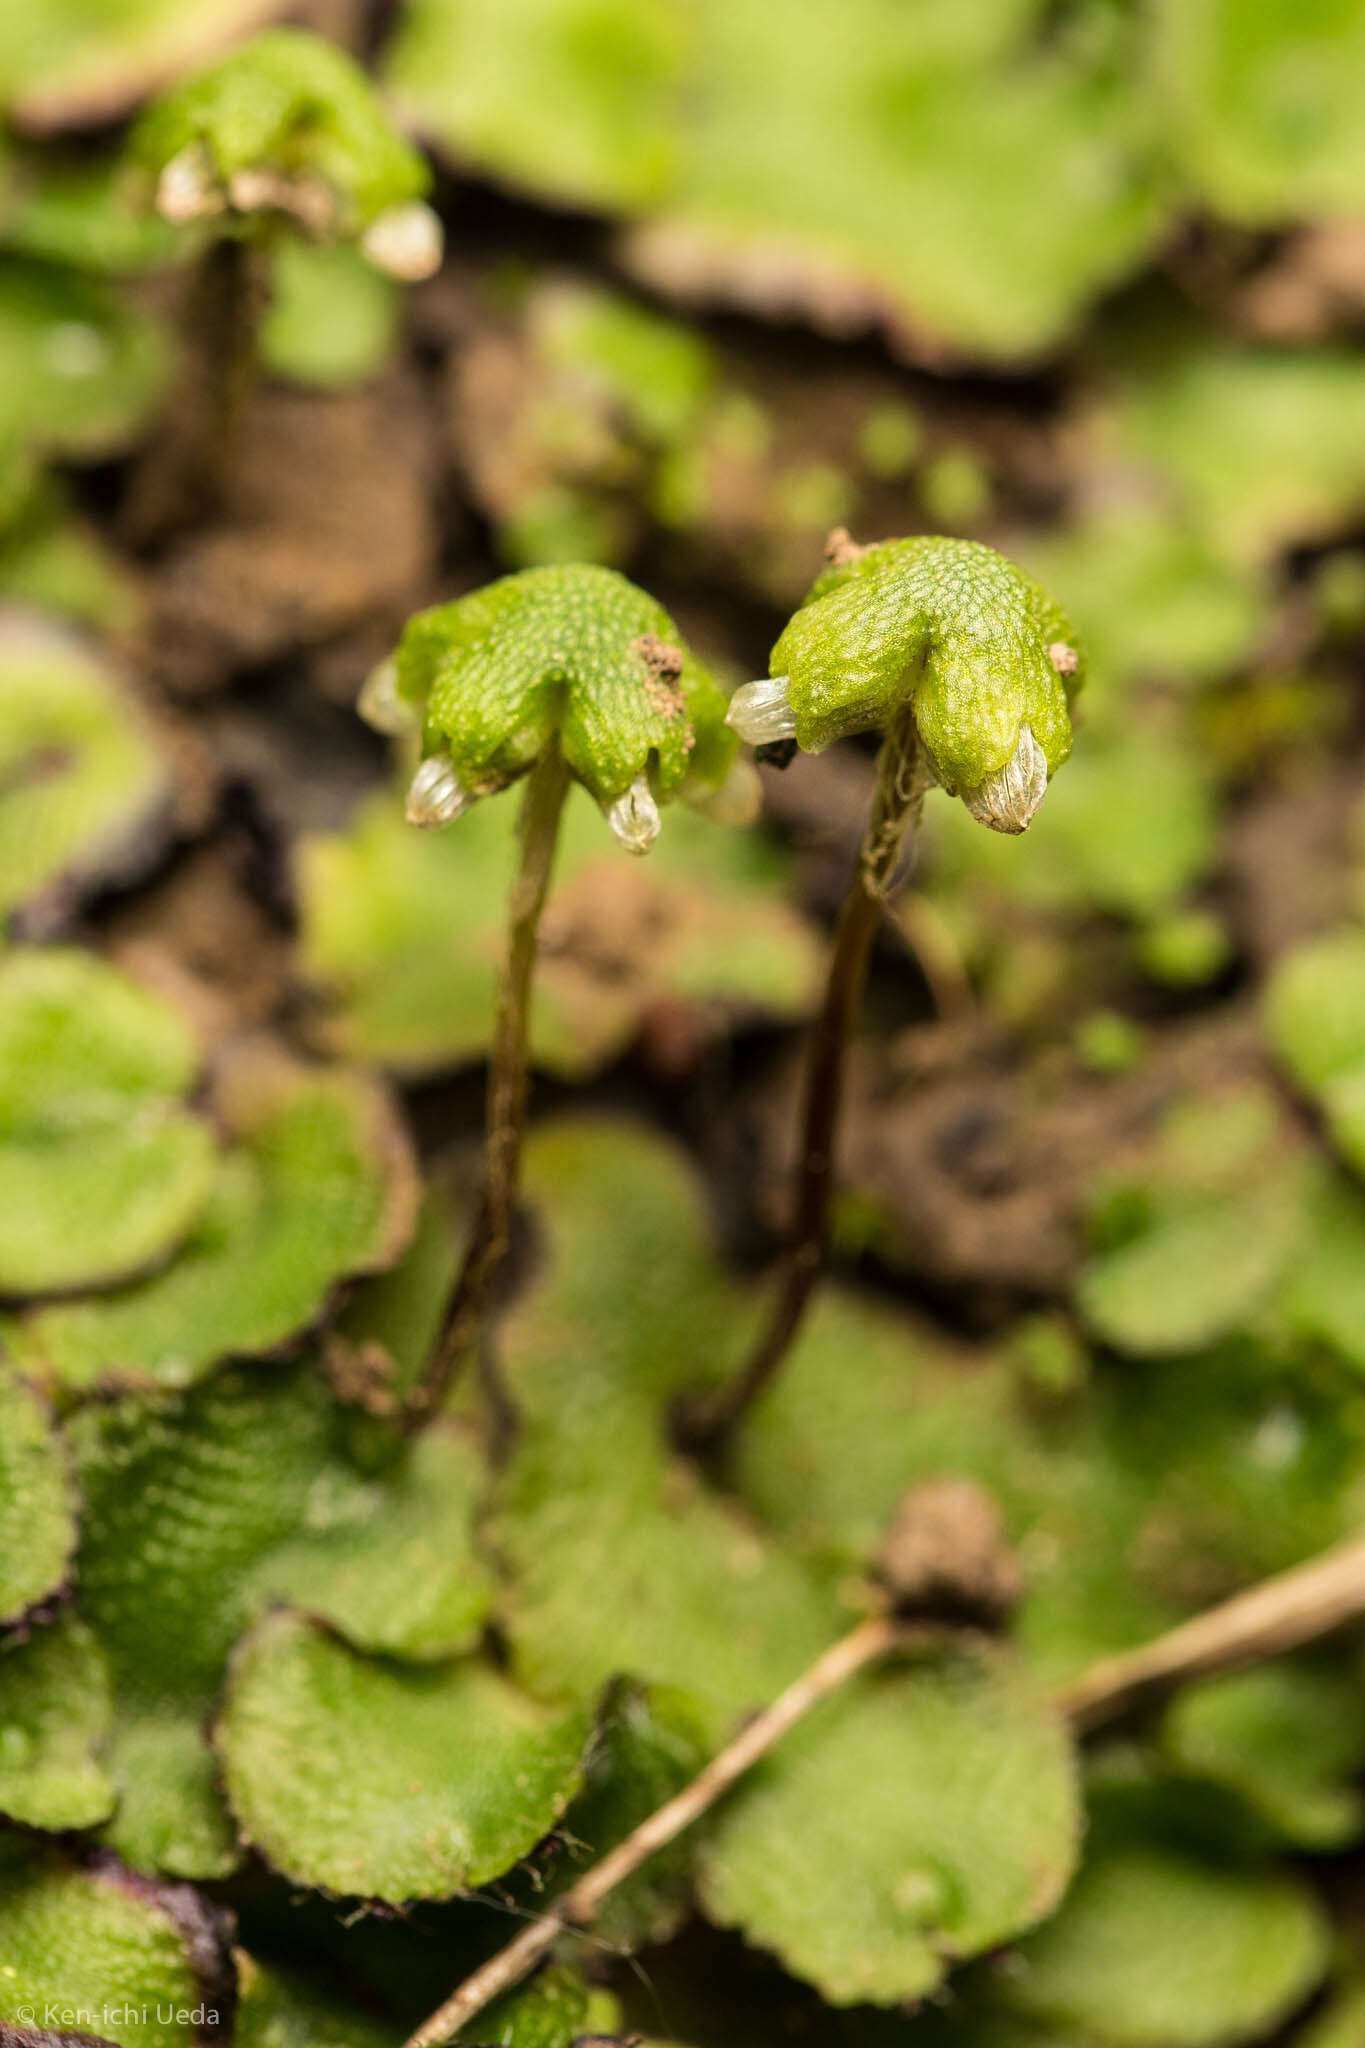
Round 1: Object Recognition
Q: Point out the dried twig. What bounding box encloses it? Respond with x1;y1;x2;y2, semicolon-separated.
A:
403;1529;1365;2047
400;1614;900;2048
1055;1526;1365;1731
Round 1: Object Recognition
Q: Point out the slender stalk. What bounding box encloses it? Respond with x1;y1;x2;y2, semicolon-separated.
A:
401;1613;900;2048
122;234;271;547
405;743;571;1429
679;700;928;1452
403;1528;1365;2047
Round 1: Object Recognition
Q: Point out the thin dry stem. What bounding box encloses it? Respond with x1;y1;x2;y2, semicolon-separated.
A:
679;700;928;1452
401;1614;899;2048
1055;1526;1365;1731
405;744;570;1429
404;1528;1365;2046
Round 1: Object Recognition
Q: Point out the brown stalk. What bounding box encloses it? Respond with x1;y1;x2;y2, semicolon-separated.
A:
405;742;571;1429
678;698;928;1452
401;1614;899;2048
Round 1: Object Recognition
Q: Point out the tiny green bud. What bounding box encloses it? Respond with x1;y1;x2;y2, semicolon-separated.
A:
389;563;737;850
739;534;1083;833
132;28;433;249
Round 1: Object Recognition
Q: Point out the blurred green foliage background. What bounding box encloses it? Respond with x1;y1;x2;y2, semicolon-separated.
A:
5;4;1365;2048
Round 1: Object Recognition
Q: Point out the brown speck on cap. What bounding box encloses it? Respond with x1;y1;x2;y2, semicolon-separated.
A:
632;634;686;719
824;525;870;567
631;632;684;680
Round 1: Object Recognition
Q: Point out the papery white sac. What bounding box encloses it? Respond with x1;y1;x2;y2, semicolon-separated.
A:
361;201;444;281
963;722;1048;835
724;676;797;747
357;658;417;737
156;143;225;223
406;753;470;827
605;773;661;855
